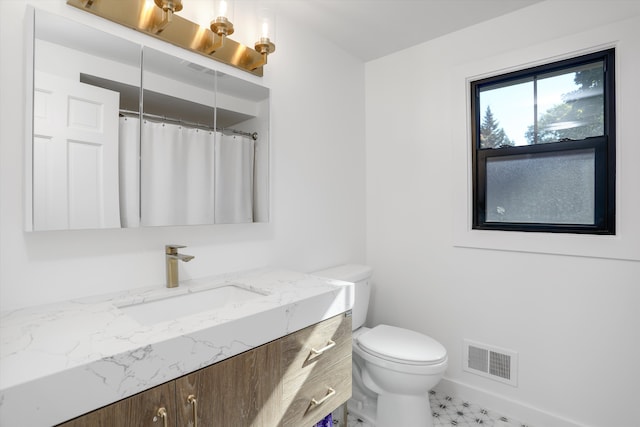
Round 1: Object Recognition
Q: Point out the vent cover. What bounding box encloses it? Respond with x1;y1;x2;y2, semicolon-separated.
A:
463;340;518;386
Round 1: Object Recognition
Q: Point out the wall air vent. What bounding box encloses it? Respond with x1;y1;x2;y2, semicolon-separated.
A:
463;339;518;387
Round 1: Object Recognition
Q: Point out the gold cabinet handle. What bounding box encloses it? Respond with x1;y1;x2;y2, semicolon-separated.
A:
310;340;336;355
156;407;168;427
310;387;336;406
187;394;198;427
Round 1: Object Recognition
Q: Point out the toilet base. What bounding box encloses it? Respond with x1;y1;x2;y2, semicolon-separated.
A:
347;399;376;426
347;380;377;425
376;393;433;427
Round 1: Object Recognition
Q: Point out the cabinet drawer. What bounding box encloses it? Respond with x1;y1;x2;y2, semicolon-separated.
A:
281;352;351;427
282;313;351;381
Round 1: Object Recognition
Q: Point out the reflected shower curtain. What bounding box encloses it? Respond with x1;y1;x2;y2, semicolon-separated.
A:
118;116;140;227
215;133;255;223
140;121;215;226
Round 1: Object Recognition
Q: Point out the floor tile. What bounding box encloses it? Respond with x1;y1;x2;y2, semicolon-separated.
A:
330;389;532;427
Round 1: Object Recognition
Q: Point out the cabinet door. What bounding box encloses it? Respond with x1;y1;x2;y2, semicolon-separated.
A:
57;382;176;427
176;340;282;427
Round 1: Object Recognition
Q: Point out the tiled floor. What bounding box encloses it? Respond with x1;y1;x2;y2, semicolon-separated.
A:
332;389;532;427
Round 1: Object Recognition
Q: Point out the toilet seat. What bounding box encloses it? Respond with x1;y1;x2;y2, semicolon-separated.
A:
357;325;447;366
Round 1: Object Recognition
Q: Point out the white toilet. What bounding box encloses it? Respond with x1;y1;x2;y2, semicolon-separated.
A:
314;265;447;427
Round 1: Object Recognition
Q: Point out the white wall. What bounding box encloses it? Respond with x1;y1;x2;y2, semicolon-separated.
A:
0;0;366;311
5;0;638;425
365;2;640;426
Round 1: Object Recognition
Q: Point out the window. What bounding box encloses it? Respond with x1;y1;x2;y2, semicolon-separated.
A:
471;49;615;234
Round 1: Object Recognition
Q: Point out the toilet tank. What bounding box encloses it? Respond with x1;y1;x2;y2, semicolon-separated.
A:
313;264;372;330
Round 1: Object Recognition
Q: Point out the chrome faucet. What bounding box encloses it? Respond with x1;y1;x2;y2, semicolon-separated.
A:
165;244;194;288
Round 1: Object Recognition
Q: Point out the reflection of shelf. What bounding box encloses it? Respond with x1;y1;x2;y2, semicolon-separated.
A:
119;110;258;140
81;74;253;128
81;75;139;111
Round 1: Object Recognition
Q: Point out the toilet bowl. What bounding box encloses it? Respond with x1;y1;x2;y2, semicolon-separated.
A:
313;265;448;427
354;325;447;427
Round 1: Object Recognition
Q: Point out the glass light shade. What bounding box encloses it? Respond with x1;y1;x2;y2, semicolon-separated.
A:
256;7;276;44
213;0;234;22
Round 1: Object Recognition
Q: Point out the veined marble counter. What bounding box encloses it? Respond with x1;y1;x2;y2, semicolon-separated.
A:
0;268;353;426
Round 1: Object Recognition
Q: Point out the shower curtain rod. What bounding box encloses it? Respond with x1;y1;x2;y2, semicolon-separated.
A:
119;109;258;141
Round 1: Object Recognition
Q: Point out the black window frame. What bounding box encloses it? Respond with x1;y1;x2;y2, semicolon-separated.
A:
471;49;616;235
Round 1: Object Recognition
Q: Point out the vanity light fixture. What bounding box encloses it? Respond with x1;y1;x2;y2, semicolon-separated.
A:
253;7;276;67
66;0;276;76
202;0;234;54
210;0;234;38
153;0;183;33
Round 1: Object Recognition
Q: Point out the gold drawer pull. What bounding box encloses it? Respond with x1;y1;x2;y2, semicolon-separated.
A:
187;394;198;427
310;340;336;355
310;387;336;406
155;407;168;427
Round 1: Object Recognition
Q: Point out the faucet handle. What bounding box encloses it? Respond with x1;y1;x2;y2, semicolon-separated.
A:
166;244;187;255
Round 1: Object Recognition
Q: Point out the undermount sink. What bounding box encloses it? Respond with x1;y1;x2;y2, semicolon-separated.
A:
119;284;268;325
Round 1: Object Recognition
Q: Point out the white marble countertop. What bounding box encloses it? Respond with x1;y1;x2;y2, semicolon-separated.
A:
0;268;354;426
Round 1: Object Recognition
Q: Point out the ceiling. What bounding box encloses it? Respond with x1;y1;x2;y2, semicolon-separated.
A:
274;0;542;62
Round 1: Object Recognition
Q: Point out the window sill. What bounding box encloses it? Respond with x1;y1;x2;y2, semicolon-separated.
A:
453;225;639;261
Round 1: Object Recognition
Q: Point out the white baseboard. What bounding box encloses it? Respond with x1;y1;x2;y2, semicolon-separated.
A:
436;377;590;427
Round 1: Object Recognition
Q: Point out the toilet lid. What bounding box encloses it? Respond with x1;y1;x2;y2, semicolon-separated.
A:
357;325;447;365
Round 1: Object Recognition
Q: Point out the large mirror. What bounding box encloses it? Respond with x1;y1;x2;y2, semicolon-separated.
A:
27;8;269;231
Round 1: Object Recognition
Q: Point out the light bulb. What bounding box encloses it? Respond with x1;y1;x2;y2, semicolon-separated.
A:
219;0;228;18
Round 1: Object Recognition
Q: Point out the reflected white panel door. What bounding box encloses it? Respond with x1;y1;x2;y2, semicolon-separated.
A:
33;71;120;230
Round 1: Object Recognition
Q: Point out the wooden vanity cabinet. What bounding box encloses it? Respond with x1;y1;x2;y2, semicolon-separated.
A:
175;339;282;426
56;313;351;427
58;382;177;427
